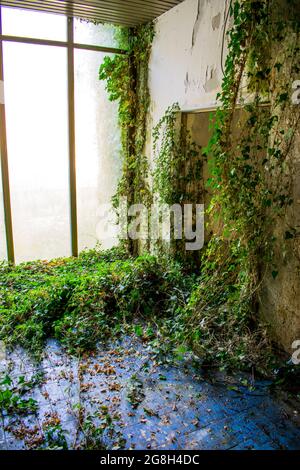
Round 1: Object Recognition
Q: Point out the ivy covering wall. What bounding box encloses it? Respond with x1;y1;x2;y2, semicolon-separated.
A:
100;0;300;370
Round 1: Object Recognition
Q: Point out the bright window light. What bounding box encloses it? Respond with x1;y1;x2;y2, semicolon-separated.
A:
0;163;7;260
1;6;67;41
0;7;122;262
75;49;122;251
3;42;71;263
74;18;120;48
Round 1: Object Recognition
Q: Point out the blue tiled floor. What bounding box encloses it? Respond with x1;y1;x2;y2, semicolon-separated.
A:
0;337;299;450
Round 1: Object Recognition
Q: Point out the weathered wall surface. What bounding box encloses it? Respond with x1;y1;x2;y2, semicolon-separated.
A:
148;0;226;113
258;21;300;352
146;0;227;168
259;133;300;354
256;9;300;354
147;0;300;354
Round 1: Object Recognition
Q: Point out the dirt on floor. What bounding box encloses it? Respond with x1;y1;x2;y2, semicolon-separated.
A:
0;336;299;450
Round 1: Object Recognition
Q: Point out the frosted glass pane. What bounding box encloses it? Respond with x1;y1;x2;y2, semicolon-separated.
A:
75;50;122;251
74;19;121;48
0;164;7;261
2;7;67;41
3;42;71;263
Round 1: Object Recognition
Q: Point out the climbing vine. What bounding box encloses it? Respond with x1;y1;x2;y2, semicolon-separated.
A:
149;0;300;371
175;0;300;370
152;103;203;261
152;103;202;205
99;23;155;254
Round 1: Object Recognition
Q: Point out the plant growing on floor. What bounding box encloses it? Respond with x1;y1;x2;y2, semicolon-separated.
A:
126;374;145;409
0;374;38;415
42;413;68;450
0;248;194;358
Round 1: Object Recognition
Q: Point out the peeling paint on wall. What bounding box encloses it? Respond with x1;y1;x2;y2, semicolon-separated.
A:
184;71;190;94
212;12;221;30
203;66;219;92
192;0;202;48
146;0;226;166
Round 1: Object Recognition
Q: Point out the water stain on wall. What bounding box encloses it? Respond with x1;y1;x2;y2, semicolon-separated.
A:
203;66;219;92
192;0;203;47
212;12;221;30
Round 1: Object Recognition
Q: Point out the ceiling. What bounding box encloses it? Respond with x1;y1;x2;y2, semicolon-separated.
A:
0;1;184;27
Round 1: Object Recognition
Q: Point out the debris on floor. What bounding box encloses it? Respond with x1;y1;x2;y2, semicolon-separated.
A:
0;336;299;450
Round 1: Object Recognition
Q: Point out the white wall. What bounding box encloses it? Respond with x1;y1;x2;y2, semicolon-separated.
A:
146;0;228;167
148;0;227;118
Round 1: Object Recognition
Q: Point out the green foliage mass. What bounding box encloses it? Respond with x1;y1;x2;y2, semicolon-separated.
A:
152;103;202;206
177;0;299;370
0;373;39;415
150;0;300;372
0;248;194;357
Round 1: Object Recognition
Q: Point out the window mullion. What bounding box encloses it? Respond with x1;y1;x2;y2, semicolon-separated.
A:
67;16;78;257
0;6;14;263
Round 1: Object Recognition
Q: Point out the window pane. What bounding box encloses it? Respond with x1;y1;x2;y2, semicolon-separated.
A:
2;7;67;41
75;50;122;252
3;42;71;263
0;164;7;261
74;19;123;48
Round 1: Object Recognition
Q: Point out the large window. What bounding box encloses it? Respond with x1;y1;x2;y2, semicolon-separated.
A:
3;42;71;263
0;6;123;263
74;18;118;48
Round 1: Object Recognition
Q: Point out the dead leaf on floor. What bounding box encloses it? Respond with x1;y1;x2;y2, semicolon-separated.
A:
109;382;121;391
143;407;159;418
160;415;171;425
112;396;121;405
81;383;95;392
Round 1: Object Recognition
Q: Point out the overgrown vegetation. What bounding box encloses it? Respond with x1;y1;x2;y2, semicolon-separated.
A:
0;248;194;358
153;103;203;207
152;103;203;263
41;413;68;450
1;1;299;378
150;0;300;372
0;374;38;415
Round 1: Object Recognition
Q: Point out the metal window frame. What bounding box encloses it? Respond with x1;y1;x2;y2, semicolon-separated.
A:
0;6;126;263
0;6;14;263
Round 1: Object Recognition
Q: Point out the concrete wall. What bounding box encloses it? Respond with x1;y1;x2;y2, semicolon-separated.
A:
258;131;300;354
258;22;300;353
